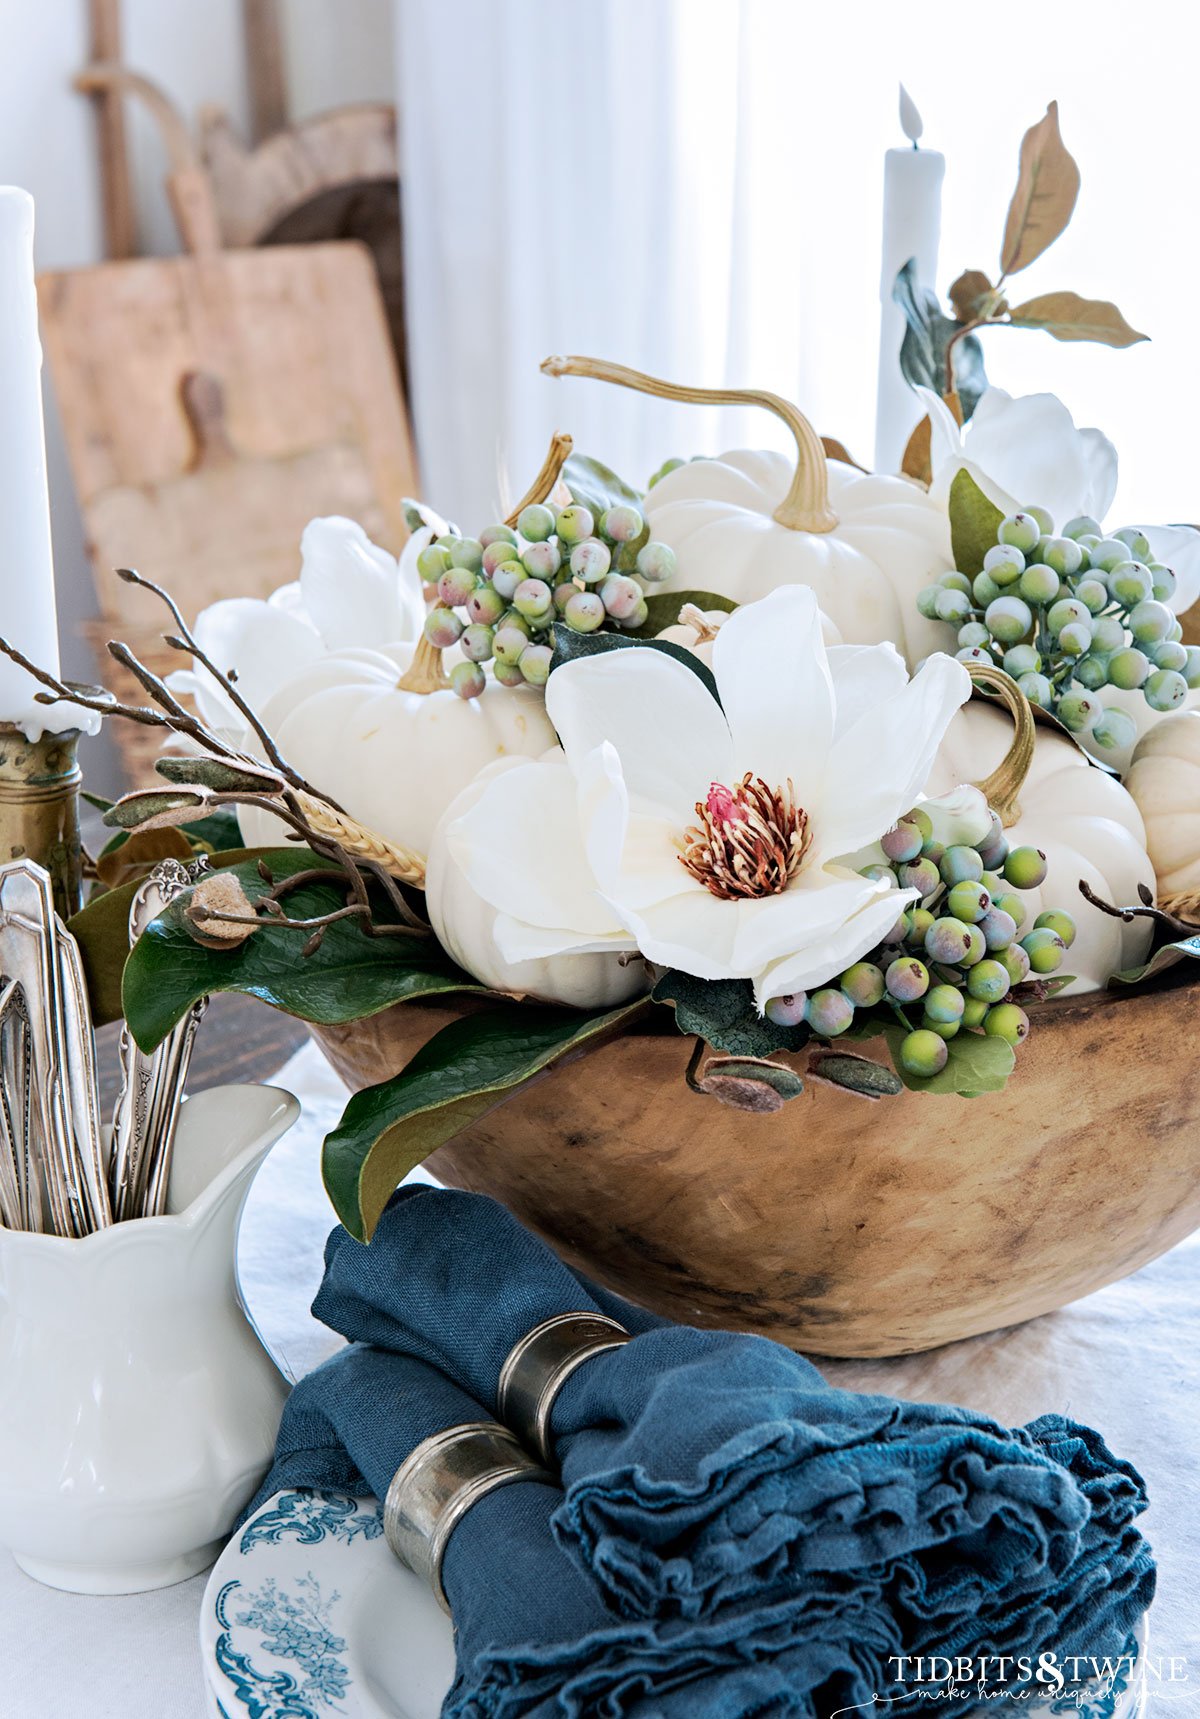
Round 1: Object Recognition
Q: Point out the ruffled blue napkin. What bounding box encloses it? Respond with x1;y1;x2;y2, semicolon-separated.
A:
314;1186;1155;1703
242;1343;897;1717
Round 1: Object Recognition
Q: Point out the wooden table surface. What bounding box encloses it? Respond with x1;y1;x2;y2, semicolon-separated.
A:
95;992;312;1111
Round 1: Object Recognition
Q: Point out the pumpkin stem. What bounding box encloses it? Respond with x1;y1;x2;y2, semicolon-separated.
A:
678;602;722;644
396;633;450;695
540;355;838;534
966;663;1036;827
503;430;575;527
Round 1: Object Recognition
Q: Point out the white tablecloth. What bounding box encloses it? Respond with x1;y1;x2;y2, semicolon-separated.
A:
3;1041;1197;1715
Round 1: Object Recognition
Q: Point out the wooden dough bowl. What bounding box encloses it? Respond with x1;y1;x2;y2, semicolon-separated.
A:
310;971;1200;1359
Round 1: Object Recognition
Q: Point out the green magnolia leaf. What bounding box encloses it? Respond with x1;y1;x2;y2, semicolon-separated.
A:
550;622;721;706
562;453;649;570
562;452;643;517
1006;291;1148;348
622;590;738;641
155;755;285;794
121;848;484;1053
892;260;988;420
81;789;115;814
881;1024;1015;1096
652;971;807;1057
999;102;1080;276
69;843;266;1025
948;468;1005;576
323;998;651;1239
1109;933;1200;989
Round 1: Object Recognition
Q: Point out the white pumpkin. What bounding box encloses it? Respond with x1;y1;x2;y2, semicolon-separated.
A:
656;602;841;665
542;356;952;666
1124;712;1200;897
236;639;557;859
426;757;649;1007
924;697;1154;990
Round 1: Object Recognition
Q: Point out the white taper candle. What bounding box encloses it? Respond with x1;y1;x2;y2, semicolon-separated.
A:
874;89;945;476
0;187;85;737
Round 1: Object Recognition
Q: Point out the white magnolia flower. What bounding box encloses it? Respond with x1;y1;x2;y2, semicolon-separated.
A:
169;516;426;742
919;385;1200;615
432;587;972;1009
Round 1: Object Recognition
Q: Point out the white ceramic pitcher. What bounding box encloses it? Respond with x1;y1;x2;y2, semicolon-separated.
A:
0;1082;298;1593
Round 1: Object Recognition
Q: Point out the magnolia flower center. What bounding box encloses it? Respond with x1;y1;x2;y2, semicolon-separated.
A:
679;774;811;901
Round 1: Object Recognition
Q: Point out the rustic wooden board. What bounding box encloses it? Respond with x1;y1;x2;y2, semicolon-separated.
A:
38;241;417;781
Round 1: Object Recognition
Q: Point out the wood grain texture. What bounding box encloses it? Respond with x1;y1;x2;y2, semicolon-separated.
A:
85;0;135;259
311;977;1200;1358
38;241;418;782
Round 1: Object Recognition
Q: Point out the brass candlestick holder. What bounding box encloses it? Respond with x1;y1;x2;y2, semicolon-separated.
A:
0;694;99;923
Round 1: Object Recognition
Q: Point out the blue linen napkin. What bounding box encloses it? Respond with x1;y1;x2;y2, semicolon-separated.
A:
242;1343;898;1717
313;1186;1155;1700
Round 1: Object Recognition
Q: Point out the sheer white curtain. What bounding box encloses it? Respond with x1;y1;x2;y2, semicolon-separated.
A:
396;0;1197;529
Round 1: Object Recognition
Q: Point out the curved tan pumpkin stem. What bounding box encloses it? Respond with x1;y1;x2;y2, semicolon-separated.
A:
967;663;1036;828
504;430;575;527
678;602;722;643
540;355;838;534
396;633;450;695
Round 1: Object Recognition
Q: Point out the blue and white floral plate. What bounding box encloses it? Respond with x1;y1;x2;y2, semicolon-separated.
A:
200;1489;454;1719
201;1488;1147;1719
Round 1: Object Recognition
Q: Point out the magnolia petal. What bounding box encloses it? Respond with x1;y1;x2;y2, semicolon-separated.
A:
604;880;743;981
188;596;323;736
957;390;1094;531
827;643;909;740
915;385;965;478
712;586;833;804
447;756;624;937
814;653;971;863
1077;427;1118;522
754;887;919;1008
299;516;424;650
1141;523;1200;615
920;784;994;848
728;867;894;975
547;648;733;825
576;745;697;913
493;914;637;962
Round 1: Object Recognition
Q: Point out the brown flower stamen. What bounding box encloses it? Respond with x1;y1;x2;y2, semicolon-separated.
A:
679;774;811;901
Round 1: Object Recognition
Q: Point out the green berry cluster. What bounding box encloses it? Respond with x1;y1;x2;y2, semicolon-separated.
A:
416;502;677;700
918;508;1198;754
765;805;1076;1082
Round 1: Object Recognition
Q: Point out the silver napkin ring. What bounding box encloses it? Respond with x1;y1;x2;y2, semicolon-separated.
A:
497;1312;630;1464
383;1421;553;1613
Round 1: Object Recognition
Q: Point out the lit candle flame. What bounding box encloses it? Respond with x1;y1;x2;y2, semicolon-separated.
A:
899;84;923;147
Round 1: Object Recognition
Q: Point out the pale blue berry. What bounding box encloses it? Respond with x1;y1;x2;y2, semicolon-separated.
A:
1057;690;1100;732
635;541;677;583
517;642;553;686
564;590;605;633
807;988;854;1036
555;505;595;544
900;1029;948;1077
765;991;807;1027
517;503;556;542
840;963;885;1007
1107;646;1151;690
1019;563;1060;606
985;595;1033;645
983;543;1026;585
885;957;930;1003
601;504;644;544
569;539;612;583
1018;671;1053;708
998;513;1042;554
1145;668;1188;711
425;606;464;648
448;537;484;573
450;660;486;700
